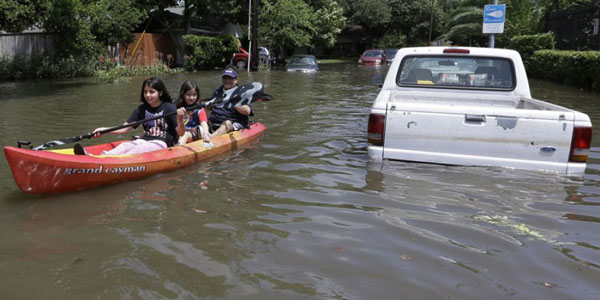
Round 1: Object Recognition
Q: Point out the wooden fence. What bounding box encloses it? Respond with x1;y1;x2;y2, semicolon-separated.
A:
1;31;179;67
120;33;177;66
0;32;54;58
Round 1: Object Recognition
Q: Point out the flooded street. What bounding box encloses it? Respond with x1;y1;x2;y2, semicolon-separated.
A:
1;64;599;299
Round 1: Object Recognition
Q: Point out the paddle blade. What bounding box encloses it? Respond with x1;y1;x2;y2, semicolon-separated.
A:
32;136;83;151
200;82;267;109
258;93;273;102
224;82;265;108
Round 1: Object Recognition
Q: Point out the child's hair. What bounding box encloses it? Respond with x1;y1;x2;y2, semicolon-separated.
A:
140;77;172;104
175;80;201;108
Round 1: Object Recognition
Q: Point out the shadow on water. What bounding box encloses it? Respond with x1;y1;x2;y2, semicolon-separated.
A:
0;78;101;101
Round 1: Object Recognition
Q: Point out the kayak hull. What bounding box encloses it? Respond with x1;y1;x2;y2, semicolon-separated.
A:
4;123;266;194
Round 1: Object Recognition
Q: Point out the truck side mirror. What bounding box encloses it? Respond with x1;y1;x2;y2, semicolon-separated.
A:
372;74;384;87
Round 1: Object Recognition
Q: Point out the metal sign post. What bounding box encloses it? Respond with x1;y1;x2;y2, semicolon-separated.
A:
482;2;505;48
247;0;251;72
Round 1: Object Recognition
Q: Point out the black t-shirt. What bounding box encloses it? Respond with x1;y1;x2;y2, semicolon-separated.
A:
127;102;178;147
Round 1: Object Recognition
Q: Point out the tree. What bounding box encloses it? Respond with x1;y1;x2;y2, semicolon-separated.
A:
0;0;50;32
44;0;101;60
259;0;314;50
338;0;444;46
437;6;484;46
375;32;407;49
504;0;545;36
88;0;147;48
308;0;346;48
259;0;345;54
387;0;444;45
343;0;391;30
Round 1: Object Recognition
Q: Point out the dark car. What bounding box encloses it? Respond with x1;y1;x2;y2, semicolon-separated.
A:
285;55;319;72
383;49;399;63
358;49;386;65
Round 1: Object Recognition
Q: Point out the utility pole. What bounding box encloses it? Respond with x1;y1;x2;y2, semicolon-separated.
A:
250;0;259;71
429;0;435;44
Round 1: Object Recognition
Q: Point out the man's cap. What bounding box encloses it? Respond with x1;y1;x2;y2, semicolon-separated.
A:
222;68;238;79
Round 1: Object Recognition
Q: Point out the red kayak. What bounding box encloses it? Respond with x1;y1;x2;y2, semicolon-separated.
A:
4;123;266;194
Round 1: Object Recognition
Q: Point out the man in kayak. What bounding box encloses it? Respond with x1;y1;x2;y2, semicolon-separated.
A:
208;68;254;137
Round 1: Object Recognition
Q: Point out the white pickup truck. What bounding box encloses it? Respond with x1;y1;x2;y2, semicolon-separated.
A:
367;47;593;174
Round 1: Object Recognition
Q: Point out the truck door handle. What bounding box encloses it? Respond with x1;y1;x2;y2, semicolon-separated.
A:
465;114;486;123
540;146;556;153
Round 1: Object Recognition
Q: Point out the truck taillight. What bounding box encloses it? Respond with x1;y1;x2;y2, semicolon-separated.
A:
569;126;592;162
368;113;385;146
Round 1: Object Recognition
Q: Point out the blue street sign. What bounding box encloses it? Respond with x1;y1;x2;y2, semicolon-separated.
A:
482;4;506;34
484;4;506;24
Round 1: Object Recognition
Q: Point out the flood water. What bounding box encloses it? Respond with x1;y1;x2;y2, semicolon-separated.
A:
1;64;599;299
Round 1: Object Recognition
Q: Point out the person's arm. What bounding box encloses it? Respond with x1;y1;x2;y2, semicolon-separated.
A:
94;105;141;137
176;107;186;137
235;104;252;116
92;124;132;137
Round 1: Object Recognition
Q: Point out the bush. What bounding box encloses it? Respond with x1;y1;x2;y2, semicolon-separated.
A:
182;34;239;71
529;50;600;91
94;62;180;83
0;54;95;81
509;32;555;68
375;32;406;49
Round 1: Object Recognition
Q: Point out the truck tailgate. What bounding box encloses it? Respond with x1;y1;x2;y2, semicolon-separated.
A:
383;102;575;172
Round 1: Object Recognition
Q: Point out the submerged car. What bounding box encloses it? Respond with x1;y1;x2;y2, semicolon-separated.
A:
285;55;319;72
358;49;386;65
383;49;399;63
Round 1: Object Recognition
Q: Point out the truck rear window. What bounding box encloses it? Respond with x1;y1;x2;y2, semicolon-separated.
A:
396;56;515;90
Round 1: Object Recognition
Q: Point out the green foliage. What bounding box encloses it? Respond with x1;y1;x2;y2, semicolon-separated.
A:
94;62;179;83
339;0;438;43
344;0;391;29
509;32;555;67
505;0;545;36
260;0;345;52
260;0;314;50
182;34;238;70
437;6;484;46
43;0;146;60
375;33;406;49
176;0;247;25
44;0;103;60
309;0;346;48
88;0;146;47
0;0;49;32
0;54;95;81
529;50;600;91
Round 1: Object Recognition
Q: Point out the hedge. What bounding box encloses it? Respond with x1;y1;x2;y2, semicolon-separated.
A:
509;32;555;69
182;34;239;71
529;50;600;91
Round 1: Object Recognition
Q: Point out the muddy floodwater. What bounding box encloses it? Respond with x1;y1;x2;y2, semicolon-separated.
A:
1;64;599;299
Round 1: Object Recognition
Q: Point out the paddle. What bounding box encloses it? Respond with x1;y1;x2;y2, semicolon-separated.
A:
26;82;272;151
